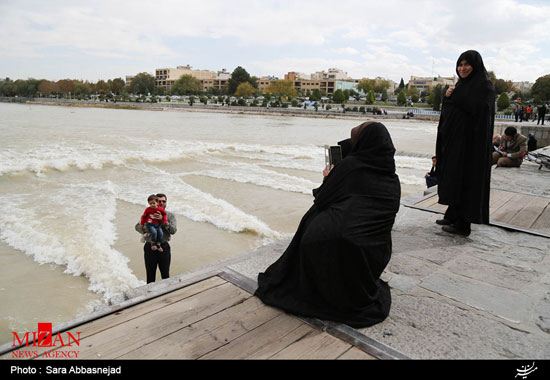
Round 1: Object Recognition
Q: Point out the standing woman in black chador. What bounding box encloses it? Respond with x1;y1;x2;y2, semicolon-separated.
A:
255;122;401;328
435;50;495;236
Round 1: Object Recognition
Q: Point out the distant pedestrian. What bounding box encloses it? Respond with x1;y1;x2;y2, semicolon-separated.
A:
520;106;524;122
425;156;438;188
537;104;547;125
528;133;538;152
514;106;521;122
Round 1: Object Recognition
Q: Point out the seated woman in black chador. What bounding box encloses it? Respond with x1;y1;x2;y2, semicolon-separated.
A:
435;50;495;237
255;122;401;328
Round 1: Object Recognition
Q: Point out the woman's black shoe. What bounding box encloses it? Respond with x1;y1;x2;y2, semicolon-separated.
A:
436;218;453;225
442;225;471;237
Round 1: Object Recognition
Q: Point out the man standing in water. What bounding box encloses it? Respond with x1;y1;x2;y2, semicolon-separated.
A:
135;193;177;283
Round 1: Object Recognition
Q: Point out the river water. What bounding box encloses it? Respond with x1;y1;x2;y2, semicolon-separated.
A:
0;102;437;344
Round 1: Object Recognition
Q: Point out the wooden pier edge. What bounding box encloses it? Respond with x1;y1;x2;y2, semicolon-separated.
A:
402;189;550;238
0;267;224;356
2;266;410;360
218;268;410;360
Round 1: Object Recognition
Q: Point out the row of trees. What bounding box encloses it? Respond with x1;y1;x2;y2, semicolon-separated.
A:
2;65;549;111
0;77;130;99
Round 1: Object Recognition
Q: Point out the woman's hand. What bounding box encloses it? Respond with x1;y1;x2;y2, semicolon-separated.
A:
446;87;455;97
323;164;334;177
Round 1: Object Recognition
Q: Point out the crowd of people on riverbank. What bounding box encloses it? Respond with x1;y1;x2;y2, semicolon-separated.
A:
514;103;547;125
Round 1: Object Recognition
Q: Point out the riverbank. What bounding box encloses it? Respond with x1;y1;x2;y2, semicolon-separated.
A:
4;96;549;147
1;96;439;121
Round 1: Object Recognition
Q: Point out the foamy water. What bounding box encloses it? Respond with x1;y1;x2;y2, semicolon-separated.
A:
0;102;437;342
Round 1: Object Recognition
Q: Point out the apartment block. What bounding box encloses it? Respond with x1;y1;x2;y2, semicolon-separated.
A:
407;75;457;93
284;69;361;95
155;65;230;92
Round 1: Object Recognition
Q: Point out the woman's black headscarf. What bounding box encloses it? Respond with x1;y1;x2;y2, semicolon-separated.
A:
451;50;494;113
314;121;397;209
435;50;495;224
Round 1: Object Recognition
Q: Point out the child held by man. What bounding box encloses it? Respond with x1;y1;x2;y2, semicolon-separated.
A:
140;194;168;252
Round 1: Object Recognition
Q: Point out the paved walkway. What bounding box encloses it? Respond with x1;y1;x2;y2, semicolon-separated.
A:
224;154;550;359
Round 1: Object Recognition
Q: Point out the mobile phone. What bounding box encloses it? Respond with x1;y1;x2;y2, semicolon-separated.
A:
324;145;343;170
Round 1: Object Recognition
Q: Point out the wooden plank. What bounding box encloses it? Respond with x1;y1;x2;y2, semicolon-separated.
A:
73;281;251;359
269;330;352;359
338;347;377;360
489;188;512;209
530;204;550;234
119;296;281;359
490;192;528;223
81;276;227;333
407;189;549;237
198;314;311;359
490;191;524;218
416;193;439;208
5;276;227;360
511;196;550;229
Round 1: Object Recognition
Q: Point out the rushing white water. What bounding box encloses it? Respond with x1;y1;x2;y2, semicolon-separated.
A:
0;102;437;343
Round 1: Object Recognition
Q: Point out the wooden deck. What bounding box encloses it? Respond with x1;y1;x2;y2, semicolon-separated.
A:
408;188;550;237
3;271;408;360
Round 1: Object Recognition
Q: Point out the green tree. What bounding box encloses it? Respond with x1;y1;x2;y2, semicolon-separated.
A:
74;81;92;97
38;80;59;96
110;78;125;95
310;89;322;101
332;89;345;104
171;74;202;95
235;82;255;98
358;79;374;94
531;74;550;102
0;78;15;96
374;79;390;93
129;73;156;95
14;79;41;97
265;80;297;99
228;66;255;94
366;90;375;105
432;85;443;111
94;80;110;96
497;92;511;111
380;88;388;102
397;90;407;106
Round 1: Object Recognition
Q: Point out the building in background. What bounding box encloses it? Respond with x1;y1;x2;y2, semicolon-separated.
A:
284;68;360;95
513;81;533;94
256;76;278;93
407;75;457;93
155;65;230;93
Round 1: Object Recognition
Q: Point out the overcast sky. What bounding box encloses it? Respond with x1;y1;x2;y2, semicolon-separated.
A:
1;0;549;84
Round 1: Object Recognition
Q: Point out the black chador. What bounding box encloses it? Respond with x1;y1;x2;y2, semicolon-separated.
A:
255;122;401;328
435;50;495;231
